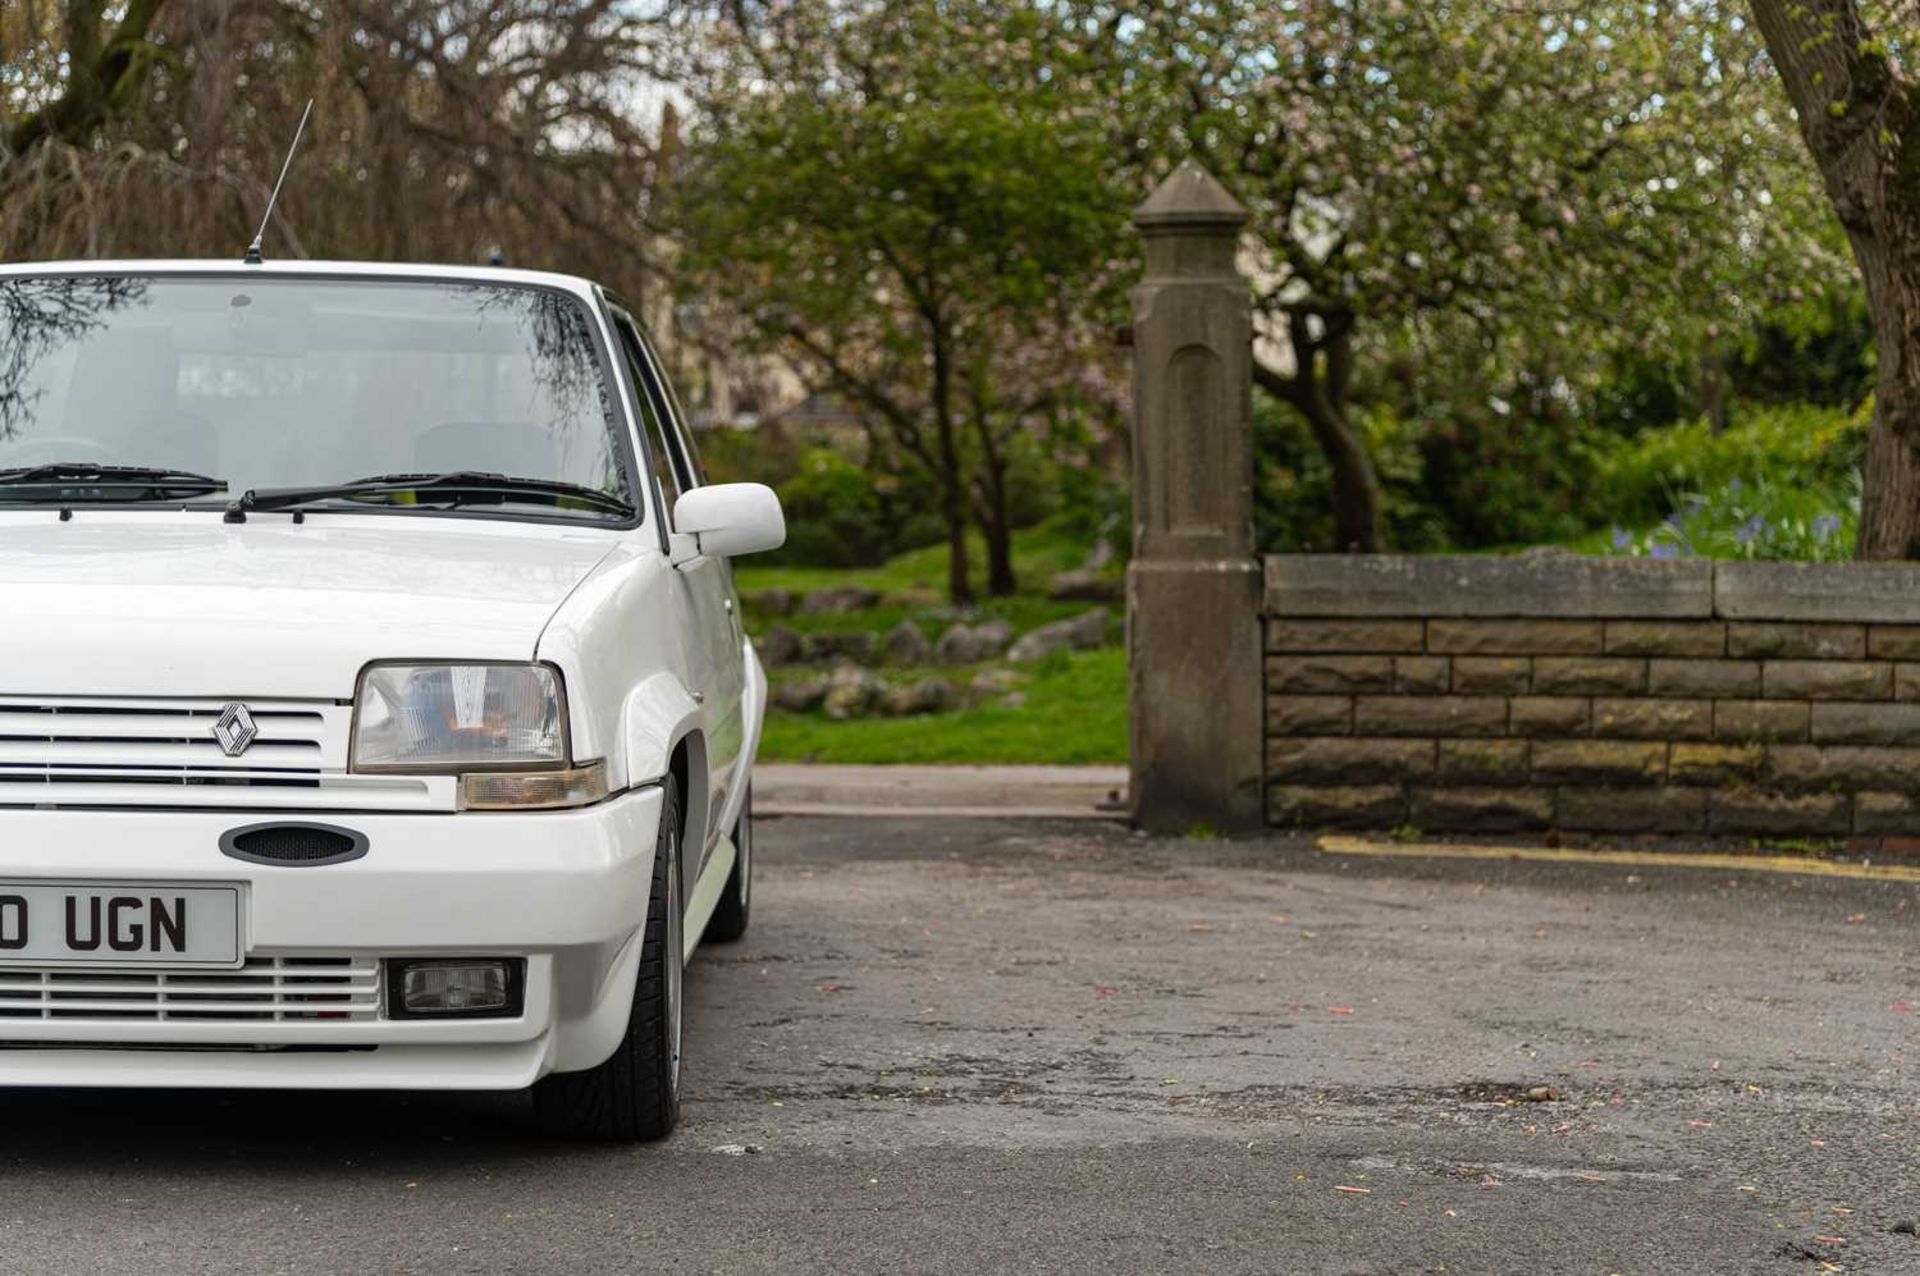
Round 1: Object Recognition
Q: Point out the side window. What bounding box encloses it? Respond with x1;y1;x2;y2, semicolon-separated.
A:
610;312;683;507
643;343;708;488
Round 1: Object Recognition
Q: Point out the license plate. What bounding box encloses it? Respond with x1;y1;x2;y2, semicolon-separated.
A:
0;881;243;968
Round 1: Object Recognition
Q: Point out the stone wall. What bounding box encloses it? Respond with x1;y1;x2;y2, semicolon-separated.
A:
1263;556;1920;836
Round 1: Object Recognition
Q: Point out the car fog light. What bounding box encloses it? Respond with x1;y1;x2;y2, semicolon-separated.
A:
388;959;523;1018
460;760;609;810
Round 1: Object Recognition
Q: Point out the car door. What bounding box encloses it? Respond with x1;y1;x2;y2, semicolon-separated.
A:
606;306;746;865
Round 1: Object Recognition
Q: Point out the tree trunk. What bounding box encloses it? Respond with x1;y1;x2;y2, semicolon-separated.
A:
185;0;238;246
977;483;1016;596
1858;407;1920;556
1255;328;1386;553
1852;262;1920;555
373;97;413;261
1698;340;1729;434
1299;395;1384;553
971;408;1017;596
1750;0;1920;558
929;324;973;604
943;486;973;604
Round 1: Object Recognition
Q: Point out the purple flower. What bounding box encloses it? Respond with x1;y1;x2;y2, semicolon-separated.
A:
1611;526;1632;551
1727;478;1742;496
1650;542;1678;559
1812;514;1841;540
1734;514;1766;548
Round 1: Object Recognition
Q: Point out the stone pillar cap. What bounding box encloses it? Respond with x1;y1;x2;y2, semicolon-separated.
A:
1134;160;1248;232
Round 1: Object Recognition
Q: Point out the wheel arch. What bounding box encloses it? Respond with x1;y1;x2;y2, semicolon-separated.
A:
666;729;709;869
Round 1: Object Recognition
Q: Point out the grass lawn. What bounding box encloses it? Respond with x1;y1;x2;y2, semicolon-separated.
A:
759;647;1127;765
741;592;1091;640
734;524;1110;637
743;523;1127;765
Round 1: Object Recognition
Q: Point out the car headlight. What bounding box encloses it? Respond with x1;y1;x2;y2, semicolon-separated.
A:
351;662;607;809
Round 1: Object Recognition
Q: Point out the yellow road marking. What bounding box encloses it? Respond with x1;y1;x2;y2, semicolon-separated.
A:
1317;835;1920;884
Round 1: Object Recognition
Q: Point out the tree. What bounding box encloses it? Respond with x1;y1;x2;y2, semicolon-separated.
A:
1748;0;1920;558
2;0;171;157
1102;0;1837;551
668;0;1131;602
0;1;668;303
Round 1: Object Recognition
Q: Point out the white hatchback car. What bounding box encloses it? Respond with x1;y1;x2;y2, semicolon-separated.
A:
0;260;784;1140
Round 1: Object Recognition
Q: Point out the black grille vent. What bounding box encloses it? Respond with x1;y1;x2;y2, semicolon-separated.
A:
220;822;367;867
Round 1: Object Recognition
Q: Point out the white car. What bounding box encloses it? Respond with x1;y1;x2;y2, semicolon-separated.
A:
0;259;785;1141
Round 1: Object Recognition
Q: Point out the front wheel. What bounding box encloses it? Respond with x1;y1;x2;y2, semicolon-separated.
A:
532;777;684;1141
703;783;753;944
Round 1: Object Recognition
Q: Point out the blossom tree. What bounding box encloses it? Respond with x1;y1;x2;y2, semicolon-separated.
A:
1108;0;1837;551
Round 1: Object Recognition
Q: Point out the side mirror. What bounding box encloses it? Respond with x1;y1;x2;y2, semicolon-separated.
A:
670;483;786;564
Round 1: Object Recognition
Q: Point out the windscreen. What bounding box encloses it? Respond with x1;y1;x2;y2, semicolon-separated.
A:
0;275;634;519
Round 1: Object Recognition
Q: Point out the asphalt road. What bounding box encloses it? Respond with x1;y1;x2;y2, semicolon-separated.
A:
0;818;1914;1275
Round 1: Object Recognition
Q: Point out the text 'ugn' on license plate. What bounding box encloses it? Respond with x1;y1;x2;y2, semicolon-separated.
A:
0;882;243;967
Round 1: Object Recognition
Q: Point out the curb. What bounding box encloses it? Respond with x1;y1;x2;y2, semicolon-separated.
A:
1318;835;1920;883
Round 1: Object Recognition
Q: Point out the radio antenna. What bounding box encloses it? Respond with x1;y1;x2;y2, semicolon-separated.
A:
243;98;314;265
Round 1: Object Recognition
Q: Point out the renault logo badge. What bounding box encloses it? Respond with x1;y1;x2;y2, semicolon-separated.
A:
212;703;259;757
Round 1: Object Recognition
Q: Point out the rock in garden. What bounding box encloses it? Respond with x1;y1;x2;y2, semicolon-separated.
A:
881;677;958;716
810;631;878;665
1047;568;1122;603
757;624;806;668
933;624;978;665
935;619;1014;665
1007;608;1110;663
799;585;881;615
742;588;796;616
966;668;1023;704
773;678;828;712
822;664;886;719
884;620;933;666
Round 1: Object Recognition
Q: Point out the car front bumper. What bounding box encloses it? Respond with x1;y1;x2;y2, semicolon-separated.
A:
0;787;664;1090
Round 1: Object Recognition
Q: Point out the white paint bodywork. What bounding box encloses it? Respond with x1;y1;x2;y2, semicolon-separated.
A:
0;259;768;1089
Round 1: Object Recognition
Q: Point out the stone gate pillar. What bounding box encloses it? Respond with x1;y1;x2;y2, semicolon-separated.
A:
1128;161;1264;833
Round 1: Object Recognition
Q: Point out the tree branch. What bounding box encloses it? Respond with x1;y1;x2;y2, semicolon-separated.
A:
5;0;171;157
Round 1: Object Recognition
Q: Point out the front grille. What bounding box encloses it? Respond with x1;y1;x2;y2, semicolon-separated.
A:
0;956;380;1022
0;697;337;782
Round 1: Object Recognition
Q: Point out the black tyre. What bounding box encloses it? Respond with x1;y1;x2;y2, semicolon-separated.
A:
703;784;753;944
532;777;684;1141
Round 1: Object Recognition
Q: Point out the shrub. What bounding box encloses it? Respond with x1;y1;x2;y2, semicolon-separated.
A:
757;445;957;567
698;425;798;488
1400;395;1600;549
1600;473;1859;563
1052;468;1131;559
1255;397;1480;552
768;448;891;566
1595;400;1868;528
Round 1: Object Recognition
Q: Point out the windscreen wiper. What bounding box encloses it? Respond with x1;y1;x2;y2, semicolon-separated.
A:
224;470;635;522
0;463;226;499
